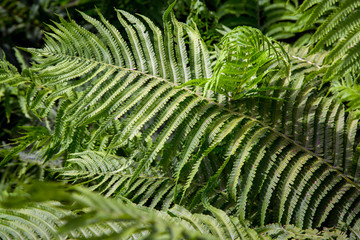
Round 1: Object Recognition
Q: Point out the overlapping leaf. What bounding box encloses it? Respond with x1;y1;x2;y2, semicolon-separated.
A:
1;4;360;238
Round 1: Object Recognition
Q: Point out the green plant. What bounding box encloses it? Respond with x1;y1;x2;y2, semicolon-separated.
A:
201;0;307;41
1;1;360;240
182;26;290;100
297;0;360;123
298;0;360;81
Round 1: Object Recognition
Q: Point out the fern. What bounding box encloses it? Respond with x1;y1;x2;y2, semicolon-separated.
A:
1;2;360;239
330;74;360;119
215;0;304;40
0;201;69;240
54;151;231;212
182;26;290;100
298;0;360;80
0;183;349;239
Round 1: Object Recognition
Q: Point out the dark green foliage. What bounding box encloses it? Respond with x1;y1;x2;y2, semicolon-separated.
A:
330;74;360;119
0;182;349;239
193;0;306;41
298;0;360;81
1;1;360;239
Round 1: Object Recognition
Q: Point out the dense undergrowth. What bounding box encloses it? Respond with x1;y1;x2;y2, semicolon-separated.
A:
1;0;360;239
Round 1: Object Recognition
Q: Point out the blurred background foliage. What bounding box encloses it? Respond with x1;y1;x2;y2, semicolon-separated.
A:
1;0;309;66
0;0;310;128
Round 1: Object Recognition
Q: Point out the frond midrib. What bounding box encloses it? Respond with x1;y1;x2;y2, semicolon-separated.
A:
34;49;360;191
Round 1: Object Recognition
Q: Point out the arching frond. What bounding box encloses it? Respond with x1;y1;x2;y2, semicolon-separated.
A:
0;184;218;240
0;183;348;240
1;4;360;238
55;151;231;212
0;202;68;240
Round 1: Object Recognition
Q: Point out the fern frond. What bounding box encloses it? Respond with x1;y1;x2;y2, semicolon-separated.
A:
55;151;231;212
262;0;305;40
216;0;303;40
299;0;360;80
2;6;360;236
0;126;51;167
330;74;360;119
0;201;68;240
1;183;219;240
0;53;32;120
2;183;347;240
0;55;26;86
182;26;290;100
